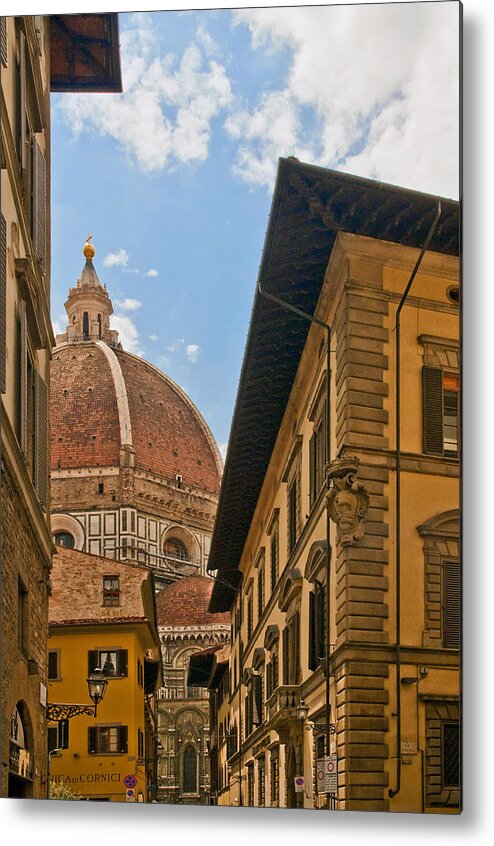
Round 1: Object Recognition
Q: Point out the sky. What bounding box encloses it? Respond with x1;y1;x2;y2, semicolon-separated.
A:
49;2;460;459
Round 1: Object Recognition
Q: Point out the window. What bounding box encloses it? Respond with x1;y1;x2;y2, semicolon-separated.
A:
422;367;459;458
183;745;197;793
309;400;327;507
48;719;69;753
18;577;28;656
270;749;279;805
247;763;254;807
137;659;143;687
82;311;89;340
88;649;128;678
48;650;60;680
257;756;265;806
163;538;189;562
88;725;128;755
247;595;253;641
288;476;299;553
443;560;460;649
418;511;460;650
424;700;460;806
54;531;75;548
270;525;279;592
308;580;326;671
283;439;302;556
283;612;300;686
138;728;144;759
257;564;264;622
102;576;120;607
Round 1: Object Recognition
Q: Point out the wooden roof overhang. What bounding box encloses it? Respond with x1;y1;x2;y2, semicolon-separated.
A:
208;157;460;613
187;645;222;687
50;13;122;93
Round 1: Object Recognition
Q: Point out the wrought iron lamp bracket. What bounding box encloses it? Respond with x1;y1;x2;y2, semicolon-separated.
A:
47;703;96;721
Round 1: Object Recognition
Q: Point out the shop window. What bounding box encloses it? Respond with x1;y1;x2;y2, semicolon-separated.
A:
88;648;128;678
88;725;128;755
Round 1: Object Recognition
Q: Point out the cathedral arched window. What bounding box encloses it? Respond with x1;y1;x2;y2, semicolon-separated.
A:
183;745;197;794
163;538;189;563
54;531;75;548
82;312;89;340
97;314;102;338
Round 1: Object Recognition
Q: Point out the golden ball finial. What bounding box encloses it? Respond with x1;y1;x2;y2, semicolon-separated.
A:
83;233;95;260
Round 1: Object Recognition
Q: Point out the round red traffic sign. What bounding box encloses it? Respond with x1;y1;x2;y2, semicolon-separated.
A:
124;774;137;788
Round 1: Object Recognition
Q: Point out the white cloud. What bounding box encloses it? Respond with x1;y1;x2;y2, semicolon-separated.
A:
110;314;142;356
149;334;159;342
185;343;200;363
56;13;233;174
117;298;142;312
230;4;459;197
219;442;228;461
167;338;185;353
144;268;158;277
103;249;129;267
52;315;67;337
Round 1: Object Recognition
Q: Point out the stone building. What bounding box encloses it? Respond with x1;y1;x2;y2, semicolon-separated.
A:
50;237;222;590
206;158;460;813
0;14;121;799
155;576;229;804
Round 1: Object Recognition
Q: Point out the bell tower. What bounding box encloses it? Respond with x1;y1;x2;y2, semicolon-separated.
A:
56;235;120;347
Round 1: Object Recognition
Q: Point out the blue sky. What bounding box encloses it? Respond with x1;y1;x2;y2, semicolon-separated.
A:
49;3;460;457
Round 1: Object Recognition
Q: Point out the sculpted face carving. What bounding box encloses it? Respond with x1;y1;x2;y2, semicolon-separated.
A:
326;457;370;546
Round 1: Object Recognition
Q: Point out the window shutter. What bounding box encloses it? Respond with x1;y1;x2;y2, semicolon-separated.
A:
35;371;48;508
32;138;47;274
252;675;262;725
308;591;316;671
443;561;460;648
282;627;289;685
293;611;300;684
423;366;443;455
309;432;316;506
88;726;97;754
117;649;128;677
118;726;128;754
316;582;326;661
1;17;8;67
59;719;69;750
16;299;27;452
48;651;58;679
0;213;6;393
88;650;98;675
19;29;27;173
47;726;58;754
273;650;278;691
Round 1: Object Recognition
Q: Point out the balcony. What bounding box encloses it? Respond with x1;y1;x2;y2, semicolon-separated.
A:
265;685;302;740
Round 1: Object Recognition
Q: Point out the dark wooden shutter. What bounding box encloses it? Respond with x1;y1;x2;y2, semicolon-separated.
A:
32;137;46;274
309;432;316;506
0;213;6;393
35;371;48;508
47;726;58;754
282;627;289;685
308;591;316;671
423;366;443;455
48;651;58;679
59;719;69;750
118;726;128;753
293;611;300;684
16;299;27;452
19;29;27;173
88;650;98;675
117;649;128;677
1;17;8;67
88;726;97;754
252;675;262;725
443;561;460;648
316;581;326;661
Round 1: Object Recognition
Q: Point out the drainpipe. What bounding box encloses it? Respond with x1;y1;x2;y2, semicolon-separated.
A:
388;203;441;799
256;280;333;760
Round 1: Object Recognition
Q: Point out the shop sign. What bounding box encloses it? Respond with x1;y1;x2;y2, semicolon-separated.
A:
51;772;122;785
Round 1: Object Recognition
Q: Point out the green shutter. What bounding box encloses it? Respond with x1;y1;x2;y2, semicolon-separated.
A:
0;213;6;393
35;371;48;508
443;561;460;648
423;366;444;454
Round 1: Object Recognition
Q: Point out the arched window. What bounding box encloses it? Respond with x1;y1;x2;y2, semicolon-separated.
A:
82;312;89;340
54;531;75;548
163;538;189;562
97;314;102;338
183;745;197;793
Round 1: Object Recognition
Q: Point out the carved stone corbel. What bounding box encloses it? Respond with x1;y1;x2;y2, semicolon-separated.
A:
326;456;369;545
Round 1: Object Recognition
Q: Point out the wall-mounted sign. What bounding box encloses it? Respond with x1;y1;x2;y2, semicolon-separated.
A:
294;776;305;793
316;755;337;793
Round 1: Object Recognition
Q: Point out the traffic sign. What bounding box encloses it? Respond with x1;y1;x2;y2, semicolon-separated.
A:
294;775;305;793
126;788;136;802
124;774;138;789
316;755;337;793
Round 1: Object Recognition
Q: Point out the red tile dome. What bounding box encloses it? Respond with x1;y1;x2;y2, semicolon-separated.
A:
156;575;230;627
50;341;221;494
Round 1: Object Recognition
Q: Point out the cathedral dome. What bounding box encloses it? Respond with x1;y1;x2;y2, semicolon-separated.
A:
156;576;229;627
50;342;222;494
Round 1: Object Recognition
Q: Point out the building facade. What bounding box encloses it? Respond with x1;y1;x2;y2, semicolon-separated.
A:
207;159;460;813
155;576;229;804
1;13;121;799
48;547;161;801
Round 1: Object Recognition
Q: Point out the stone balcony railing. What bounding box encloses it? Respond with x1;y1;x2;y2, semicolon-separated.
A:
265;685;302;738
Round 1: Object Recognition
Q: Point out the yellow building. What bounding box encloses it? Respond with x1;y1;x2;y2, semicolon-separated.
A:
207;159;460;813
48;547;162;802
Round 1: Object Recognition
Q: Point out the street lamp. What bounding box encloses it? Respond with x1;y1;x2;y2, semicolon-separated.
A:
47;667;108;721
